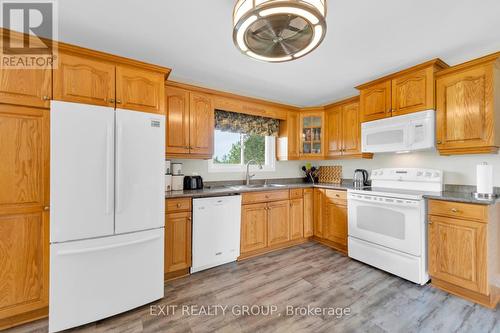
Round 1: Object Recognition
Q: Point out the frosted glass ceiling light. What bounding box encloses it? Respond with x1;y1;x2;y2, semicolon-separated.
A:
233;0;327;63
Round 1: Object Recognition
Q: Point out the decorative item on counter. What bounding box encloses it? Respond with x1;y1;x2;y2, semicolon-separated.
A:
318;166;342;184
474;162;497;200
301;165;319;183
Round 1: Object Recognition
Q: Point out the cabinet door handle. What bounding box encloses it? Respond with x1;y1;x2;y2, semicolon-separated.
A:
108;98;115;103
176;203;181;208
437;140;442;144
187;217;192;221
44;206;50;211
42;96;50;101
116;99;122;104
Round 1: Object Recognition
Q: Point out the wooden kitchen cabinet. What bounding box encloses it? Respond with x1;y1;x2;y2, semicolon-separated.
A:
313;188;324;238
435;55;500;155
0;67;52;108
313;189;348;254
357;59;448;123
165;85;214;159
299;109;325;159
277;111;300;160
54;52;116;107
241;203;268;253
428;199;500;308
240;190;309;259
164;198;192;280
0;104;50;330
323;191;348;251
289;198;304;240
54;51;168;112
189;92;214;156
325;97;372;159
303;189;314;237
116;65;165;114
359;80;392;122
267;200;290;246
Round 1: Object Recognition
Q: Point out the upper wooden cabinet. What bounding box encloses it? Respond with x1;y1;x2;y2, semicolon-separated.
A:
0;67;52;108
116;65;164;114
165;85;214;159
299;109;325;159
165;87;190;155
54;52;116;107
359;80;392;122
357;59;448;122
189;92;214;156
325;97;373;159
54;51;167;113
277;111;300;161
436;55;500;155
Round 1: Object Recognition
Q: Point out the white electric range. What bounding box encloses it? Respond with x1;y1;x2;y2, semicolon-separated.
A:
347;168;443;285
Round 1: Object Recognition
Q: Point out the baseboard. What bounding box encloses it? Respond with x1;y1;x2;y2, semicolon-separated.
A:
238;238;309;261
431;277;500;308
164;268;190;282
0;306;48;331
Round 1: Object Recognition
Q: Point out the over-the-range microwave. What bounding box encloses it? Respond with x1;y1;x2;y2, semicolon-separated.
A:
361;110;435;153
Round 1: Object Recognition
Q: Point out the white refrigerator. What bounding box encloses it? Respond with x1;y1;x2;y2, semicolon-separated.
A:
49;101;165;332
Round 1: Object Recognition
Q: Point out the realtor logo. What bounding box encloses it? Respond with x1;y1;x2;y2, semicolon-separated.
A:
1;0;58;69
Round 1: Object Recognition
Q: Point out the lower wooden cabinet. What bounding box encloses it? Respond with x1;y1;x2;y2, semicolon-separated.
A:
428;200;500;308
241;203;268;253
267;200;290;246
290;198;304;240
240;190;308;259
164;198;192;280
303;189;314;237
313;189;348;254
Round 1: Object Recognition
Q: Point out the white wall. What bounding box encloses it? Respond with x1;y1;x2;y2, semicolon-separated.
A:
172;150;500;186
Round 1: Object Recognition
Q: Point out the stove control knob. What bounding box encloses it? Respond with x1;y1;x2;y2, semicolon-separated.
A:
433;172;440;178
417;171;423;177
425;172;432;177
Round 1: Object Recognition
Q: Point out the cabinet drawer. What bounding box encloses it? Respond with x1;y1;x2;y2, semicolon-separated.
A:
325;190;347;205
290;188;304;199
242;190;289;204
428;200;488;222
166;198;192;213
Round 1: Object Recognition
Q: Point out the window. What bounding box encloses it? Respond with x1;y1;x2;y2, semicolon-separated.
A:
209;130;276;172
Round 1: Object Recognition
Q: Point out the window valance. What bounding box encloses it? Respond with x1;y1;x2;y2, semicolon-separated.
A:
214;110;279;137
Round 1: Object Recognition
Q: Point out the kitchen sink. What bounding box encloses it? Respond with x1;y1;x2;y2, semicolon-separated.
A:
223;184;287;190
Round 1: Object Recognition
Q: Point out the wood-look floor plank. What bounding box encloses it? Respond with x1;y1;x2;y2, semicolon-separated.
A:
5;242;500;333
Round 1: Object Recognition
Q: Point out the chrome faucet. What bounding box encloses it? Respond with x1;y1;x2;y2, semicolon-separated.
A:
245;159;262;185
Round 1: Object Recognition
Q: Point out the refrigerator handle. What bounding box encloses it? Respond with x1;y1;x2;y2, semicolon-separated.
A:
115;124;123;214
105;124;113;215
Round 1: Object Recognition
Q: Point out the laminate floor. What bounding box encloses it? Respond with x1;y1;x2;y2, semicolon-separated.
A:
7;242;500;333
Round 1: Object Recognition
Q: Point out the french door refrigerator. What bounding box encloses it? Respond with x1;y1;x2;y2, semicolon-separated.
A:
49;101;165;333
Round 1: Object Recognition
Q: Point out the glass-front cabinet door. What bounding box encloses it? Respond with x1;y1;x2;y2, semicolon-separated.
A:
299;111;325;158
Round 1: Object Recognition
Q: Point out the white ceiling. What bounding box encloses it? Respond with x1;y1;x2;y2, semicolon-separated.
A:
56;0;500;107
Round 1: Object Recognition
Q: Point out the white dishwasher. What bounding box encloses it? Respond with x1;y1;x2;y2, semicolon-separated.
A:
191;195;242;273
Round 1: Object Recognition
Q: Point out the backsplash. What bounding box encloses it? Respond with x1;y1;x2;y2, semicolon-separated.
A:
171;150;500;186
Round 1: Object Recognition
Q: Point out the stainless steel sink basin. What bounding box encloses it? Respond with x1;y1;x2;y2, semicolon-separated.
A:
265;184;286;188
223;184;287;190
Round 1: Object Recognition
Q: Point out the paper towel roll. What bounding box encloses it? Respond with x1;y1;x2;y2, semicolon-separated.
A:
477;163;493;194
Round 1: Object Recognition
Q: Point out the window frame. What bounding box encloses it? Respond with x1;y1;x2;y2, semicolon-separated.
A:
208;133;276;173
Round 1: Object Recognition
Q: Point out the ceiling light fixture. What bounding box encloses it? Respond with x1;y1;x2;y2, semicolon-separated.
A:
233;0;327;63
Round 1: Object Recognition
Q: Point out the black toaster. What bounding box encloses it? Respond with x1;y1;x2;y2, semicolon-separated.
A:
183;176;203;190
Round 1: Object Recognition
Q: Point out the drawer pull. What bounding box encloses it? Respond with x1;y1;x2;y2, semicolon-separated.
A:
176;203;181;208
451;208;458;213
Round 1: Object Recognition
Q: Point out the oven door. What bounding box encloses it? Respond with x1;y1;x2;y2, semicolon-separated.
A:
347;192;423;256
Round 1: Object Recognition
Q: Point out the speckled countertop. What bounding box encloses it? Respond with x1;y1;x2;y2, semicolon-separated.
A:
166;180;499;205
165;181;356;199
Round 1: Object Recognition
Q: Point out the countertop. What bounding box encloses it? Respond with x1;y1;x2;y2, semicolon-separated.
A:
165;182;356;199
166;181;499;206
423;191;499;205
